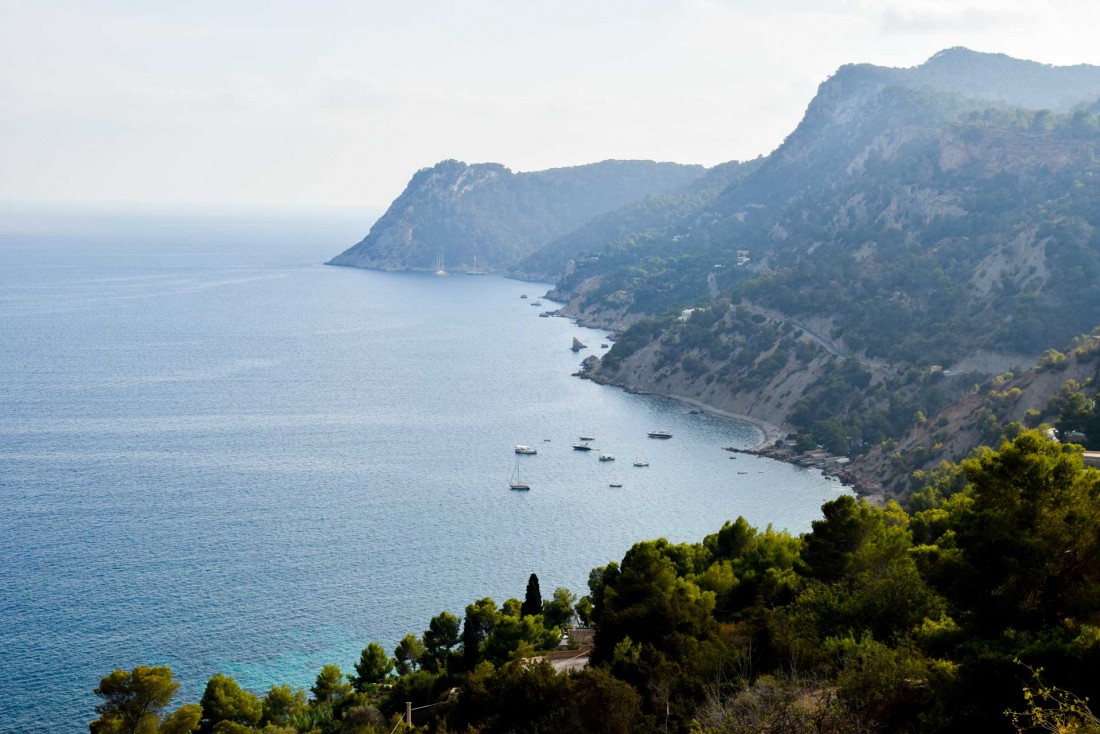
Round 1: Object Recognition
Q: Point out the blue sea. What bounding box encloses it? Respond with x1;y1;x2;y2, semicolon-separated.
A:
0;209;846;731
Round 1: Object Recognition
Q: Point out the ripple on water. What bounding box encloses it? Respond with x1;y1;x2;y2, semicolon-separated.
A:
0;227;846;731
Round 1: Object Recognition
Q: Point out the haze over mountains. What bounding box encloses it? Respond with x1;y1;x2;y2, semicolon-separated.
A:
331;48;1100;497
326;160;706;272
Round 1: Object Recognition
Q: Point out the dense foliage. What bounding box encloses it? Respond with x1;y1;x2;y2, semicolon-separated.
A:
92;431;1100;733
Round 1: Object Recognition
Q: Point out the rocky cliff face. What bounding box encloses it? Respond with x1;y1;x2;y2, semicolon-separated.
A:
327;159;706;273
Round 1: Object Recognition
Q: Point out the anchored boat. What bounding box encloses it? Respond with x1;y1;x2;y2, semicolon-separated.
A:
509;461;530;491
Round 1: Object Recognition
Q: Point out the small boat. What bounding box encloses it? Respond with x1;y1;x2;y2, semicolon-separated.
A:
633;461;649;467
572;443;594;451
514;445;537;455
609;483;623;488
543;438;551;442
530;301;542;306
539;312;550;317
647;430;673;439
737;471;748;475
599;454;615;462
600;343;608;348
520;294;528;299
509;461;530;491
579;436;595;441
465;255;487;275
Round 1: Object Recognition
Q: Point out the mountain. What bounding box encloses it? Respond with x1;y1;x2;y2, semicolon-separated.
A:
555;49;1100;499
326;159;706;273
506;159;760;282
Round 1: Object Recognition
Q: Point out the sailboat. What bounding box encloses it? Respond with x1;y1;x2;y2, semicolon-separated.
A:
465;254;487;275
509;460;530;491
434;250;447;276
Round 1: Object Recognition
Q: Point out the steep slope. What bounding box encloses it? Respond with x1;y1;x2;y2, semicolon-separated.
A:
507;159;760;283
560;49;1100;495
854;332;1100;497
327;159;705;273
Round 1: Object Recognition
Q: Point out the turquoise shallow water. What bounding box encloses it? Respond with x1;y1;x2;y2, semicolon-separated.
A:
0;211;846;731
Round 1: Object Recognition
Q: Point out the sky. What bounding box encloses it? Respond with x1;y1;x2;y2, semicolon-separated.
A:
2;0;1100;213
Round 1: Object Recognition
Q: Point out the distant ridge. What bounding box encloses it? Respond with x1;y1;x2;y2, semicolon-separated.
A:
327;159;706;273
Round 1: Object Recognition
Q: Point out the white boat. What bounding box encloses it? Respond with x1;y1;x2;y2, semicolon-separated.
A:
579;435;595;441
434;250;447;276
599;454;615;462
647;430;673;439
514;444;537;455
509;461;530;491
465;255;487;275
633;461;649;467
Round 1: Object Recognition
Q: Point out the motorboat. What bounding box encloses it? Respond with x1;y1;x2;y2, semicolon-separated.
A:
579;436;595;441
647;430;673;439
609;483;623;488
599;454;615;462
572;443;594;451
633;461;649;467
514;445;537;455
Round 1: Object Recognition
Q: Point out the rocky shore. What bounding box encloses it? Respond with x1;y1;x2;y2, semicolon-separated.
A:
572;354;886;502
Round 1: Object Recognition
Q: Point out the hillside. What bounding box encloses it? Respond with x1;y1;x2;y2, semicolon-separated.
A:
507;159;759;282
855;331;1100;496
546;49;1100;499
326;159;705;273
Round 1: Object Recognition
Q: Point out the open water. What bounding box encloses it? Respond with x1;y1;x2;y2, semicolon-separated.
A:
0;210;847;731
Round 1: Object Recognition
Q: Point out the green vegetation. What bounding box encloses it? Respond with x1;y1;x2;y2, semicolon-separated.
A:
92;431;1100;733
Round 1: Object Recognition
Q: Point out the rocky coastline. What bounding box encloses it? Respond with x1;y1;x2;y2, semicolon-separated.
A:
567;350;887;503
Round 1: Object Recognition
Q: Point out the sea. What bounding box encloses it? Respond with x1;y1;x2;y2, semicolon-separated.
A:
0;208;847;731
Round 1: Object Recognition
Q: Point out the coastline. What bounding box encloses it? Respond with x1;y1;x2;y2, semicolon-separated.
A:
661;394;783;449
550;303;785;451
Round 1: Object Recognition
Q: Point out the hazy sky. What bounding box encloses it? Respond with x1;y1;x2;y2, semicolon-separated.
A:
3;0;1100;211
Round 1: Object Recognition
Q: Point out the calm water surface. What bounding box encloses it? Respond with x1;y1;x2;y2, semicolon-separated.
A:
0;211;846;731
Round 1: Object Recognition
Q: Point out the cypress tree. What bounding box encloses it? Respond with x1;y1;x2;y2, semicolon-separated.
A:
521;573;542;618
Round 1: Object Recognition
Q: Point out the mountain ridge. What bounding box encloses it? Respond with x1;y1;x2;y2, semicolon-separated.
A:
327;158;706;273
